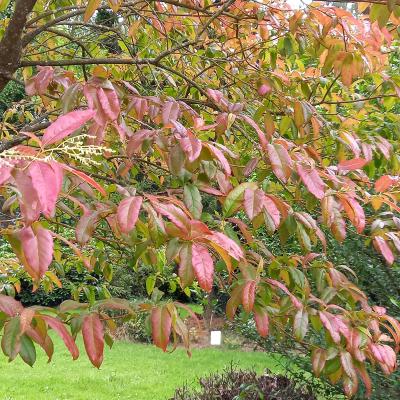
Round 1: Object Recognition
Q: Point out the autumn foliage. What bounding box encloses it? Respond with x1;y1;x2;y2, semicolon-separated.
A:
0;0;400;397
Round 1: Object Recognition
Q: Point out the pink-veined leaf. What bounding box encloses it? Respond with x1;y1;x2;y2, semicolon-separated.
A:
312;348;327;377
179;130;202;163
206;143;231;175
152;201;191;236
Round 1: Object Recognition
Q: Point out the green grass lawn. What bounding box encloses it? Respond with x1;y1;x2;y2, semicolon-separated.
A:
0;340;286;400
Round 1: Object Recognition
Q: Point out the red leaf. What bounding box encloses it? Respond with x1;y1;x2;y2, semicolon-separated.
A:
339;196;365;233
338;158;368;172
151;306;172;352
244;188;264;220
18;224;53;281
62;165;106;196
42;316;79;360
296;164;325;199
373;236;395;265
191;244;214;292
82;313;104;368
375;175;399;192
42;109;96;146
253;306;269;337
117;196;143;234
242;280;256;313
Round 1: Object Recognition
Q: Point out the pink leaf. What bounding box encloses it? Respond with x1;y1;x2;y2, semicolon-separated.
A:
296;164;325;199
253;306;269;337
191;244;214;292
62;165;106;196
18;224;53;281
243;188;264;220
97;87;120;121
0;295;23;317
206;143;231;175
152;201;191;236
82;313;104;368
242;280;256;313
28;161;63;218
42;315;79;360
373;236;395;265
267;143;293;183
207;231;243;261
42;109;96;146
263;196;281;227
338;158;368;172
117;196;143;234
179;130;202;162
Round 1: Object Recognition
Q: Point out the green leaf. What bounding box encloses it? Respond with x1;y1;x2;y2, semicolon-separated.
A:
223;182;257;217
146;275;156;295
0;0;10;12
183;184;203;219
370;4;390;28
1;317;21;361
19;335;36;366
293;308;308;341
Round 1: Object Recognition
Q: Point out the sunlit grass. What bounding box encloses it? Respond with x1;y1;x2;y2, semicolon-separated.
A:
0;339;285;400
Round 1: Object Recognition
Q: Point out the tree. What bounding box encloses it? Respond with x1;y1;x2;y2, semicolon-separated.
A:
0;0;399;397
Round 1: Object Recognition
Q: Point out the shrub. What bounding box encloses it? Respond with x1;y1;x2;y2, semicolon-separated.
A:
171;365;317;400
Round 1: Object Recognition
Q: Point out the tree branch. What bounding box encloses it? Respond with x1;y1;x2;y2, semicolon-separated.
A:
0;0;37;92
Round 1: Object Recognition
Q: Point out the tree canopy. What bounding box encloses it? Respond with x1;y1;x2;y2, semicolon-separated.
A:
0;0;400;397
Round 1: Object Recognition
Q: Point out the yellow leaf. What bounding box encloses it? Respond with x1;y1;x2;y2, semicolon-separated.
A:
84;0;101;22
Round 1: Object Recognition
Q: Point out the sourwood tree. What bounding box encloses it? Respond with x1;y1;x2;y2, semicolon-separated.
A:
0;0;400;397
